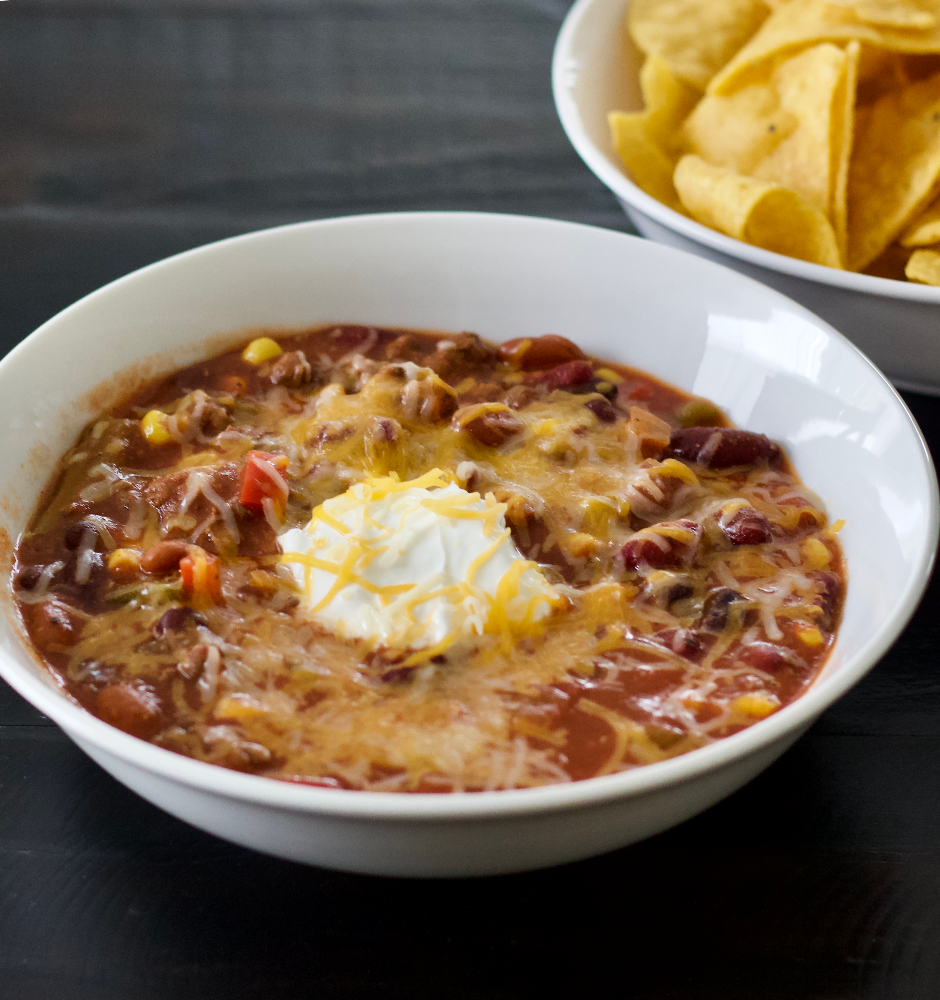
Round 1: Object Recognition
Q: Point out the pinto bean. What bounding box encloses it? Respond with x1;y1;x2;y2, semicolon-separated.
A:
269;350;312;388
26;598;82;648
454;405;523;448
539;360;594;394
738;641;807;675
97;682;163;738
584;397;616;423
699;587;745;633
621;520;700;572
667;427;781;469
498;334;584;371
722;506;773;545
140;540;189;574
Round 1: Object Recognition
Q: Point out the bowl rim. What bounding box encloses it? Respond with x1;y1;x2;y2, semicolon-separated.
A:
0;209;936;822
552;0;940;304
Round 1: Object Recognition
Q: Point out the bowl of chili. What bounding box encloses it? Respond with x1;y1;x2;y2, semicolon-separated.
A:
0;212;934;876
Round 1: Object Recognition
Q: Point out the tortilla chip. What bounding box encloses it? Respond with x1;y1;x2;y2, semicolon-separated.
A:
829;0;936;30
609;56;700;210
709;0;940;96
683;41;858;255
831;41;861;259
674;154;842;266
639;52;702;145
629;0;771;91
862;241;914;278
905;246;940;281
901;192;940;243
846;70;940;269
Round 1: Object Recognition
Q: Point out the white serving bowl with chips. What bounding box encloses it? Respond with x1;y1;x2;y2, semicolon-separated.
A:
0;212;935;877
553;0;940;394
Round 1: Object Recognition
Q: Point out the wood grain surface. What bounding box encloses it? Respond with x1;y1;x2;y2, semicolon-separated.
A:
2;3;939;998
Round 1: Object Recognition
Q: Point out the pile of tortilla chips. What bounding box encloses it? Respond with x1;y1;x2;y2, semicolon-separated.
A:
609;0;940;284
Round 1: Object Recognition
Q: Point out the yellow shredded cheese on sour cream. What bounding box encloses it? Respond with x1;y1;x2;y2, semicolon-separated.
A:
279;470;561;653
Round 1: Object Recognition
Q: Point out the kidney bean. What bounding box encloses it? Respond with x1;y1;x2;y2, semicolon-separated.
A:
667;427;781;469
738;641;807;675
140;540;190;574
810;570;840;630
97;682;164;739
622;520;700;572
538;360;594;394
584;397;616;423
722;506;773;545
153;606;204;637
498;334;584;371
699;587;745;633
457;407;523;448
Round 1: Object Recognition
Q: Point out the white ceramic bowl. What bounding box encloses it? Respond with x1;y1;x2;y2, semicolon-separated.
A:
553;0;940;395
0;212;935;877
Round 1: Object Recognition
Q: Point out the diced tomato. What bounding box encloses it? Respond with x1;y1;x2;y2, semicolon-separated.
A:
240;450;290;516
180;547;224;607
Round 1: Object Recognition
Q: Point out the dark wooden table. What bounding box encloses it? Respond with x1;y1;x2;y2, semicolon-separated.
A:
2;2;940;998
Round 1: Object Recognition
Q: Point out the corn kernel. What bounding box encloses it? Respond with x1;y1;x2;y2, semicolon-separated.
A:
720;499;750;519
730;693;779;718
107;548;141;578
594;367;624;384
803;536;831;569
242;336;283;365
581;498;615;534
214;694;266;721
140;410;171;445
825;518;846;541
794;623;825;648
655;458;699;486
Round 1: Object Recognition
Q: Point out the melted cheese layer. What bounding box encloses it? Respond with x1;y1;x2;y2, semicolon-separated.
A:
280;471;560;653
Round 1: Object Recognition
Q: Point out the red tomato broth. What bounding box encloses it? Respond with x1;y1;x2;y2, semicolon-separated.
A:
13;326;844;792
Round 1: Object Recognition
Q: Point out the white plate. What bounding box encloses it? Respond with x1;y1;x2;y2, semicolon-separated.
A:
0;212;934;876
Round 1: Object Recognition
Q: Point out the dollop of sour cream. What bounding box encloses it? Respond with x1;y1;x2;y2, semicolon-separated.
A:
279;470;560;654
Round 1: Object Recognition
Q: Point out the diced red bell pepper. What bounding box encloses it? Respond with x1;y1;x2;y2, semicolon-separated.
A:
240;450;289;516
180;547;224;607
